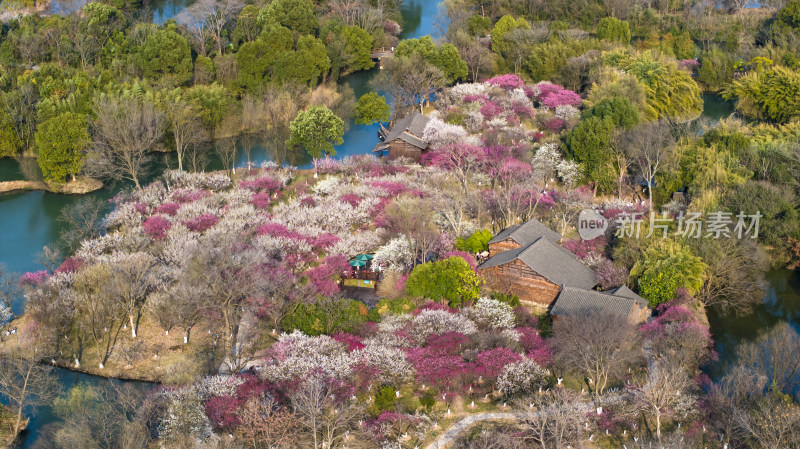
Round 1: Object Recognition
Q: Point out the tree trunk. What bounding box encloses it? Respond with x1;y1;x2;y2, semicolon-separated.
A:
655;411;661;440
12;364;32;439
129;315;137;338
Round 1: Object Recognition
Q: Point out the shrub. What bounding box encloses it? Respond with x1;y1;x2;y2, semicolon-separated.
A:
280;299;367;336
456;229;493;253
374;386;397;412
404;257;484;307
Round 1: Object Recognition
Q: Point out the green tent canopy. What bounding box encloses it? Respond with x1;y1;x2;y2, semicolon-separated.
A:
349;259;366;267
355;254;374;261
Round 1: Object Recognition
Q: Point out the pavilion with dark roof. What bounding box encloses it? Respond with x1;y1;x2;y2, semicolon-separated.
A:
372;112;431;162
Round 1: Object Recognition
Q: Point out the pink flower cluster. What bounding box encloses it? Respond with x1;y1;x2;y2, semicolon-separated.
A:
55;256;84;274
173;189;211;203
486;74;525;90
479;101;504;119
19;270;50;286
537;84;581;108
182;214;219;232
240;176;283;194
154;202;180;216
143;215;172;239
517;327;552;365
305;254;350;296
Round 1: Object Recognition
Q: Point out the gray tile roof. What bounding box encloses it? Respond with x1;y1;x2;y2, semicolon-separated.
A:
551;287;640;318
372;112;430;152
489;218;562;246
606;285;648;307
479;237;596;290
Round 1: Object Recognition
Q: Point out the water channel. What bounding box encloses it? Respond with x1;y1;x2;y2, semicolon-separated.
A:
0;2;797;445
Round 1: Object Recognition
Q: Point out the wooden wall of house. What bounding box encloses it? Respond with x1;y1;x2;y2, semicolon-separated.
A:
488;238;522;257
479;259;561;308
387;140;424;162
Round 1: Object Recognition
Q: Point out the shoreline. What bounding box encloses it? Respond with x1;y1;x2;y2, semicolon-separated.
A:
0;177;103;195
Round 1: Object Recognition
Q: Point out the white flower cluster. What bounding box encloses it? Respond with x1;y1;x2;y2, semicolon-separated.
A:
423;118;470;149
411;310;478;343
260;331;353;382
531;143;564;184
313;175;342;195
352;341;414;384
556;160;581;188
495;359;550;397
377;313;414;333
448;82;489;98
105;201;144;230
467;297;516;329
372;237;414;272
0;302;11;325
555;105;580;121
199;375;246;397
508;88;533;108
159;386;213;442
136;181;169;208
163;170;231;191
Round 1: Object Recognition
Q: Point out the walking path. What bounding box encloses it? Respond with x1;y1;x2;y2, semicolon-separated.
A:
424;412;530;449
424;394;624;449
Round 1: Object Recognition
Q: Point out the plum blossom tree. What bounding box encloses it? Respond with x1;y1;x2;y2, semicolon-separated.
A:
422;142;486;195
496;359;549;397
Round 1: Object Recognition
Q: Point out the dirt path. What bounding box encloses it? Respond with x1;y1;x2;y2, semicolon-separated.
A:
424;412;530;449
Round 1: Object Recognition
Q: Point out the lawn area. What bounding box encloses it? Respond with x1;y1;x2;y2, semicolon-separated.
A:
1;313;221;384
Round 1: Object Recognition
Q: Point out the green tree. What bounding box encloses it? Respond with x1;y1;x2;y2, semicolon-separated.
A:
184;84;230;132
723;66;800;123
603;50;702;120
276;35;330;87
287;105;344;161
0;110;20;158
778;0;800;29
631;241;707;306
395;36;467;83
456;229;493;253
136;28;192;85
491;15;529;56
341;25;374;73
596;17;630;43
354;92;390;132
404;256;484;307
436;43;469;83
673;31;695;60
697;47;734;92
374;386;397;412
280;298;366;336
236;27;293;91
565;116;617;193
35;112;88;183
585;97;640;130
258;0;318;36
